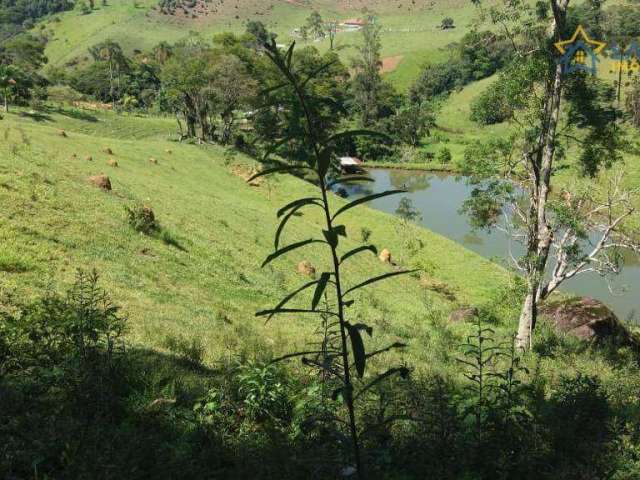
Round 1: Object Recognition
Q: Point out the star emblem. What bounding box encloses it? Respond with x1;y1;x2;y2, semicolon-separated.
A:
554;25;606;55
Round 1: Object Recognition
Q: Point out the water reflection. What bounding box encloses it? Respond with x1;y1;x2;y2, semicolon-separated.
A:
340;168;640;320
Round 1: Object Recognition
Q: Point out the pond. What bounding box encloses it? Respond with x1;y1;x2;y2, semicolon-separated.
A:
339;169;640;322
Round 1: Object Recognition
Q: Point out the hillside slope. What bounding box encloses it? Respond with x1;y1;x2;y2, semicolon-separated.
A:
38;0;484;91
0;106;509;367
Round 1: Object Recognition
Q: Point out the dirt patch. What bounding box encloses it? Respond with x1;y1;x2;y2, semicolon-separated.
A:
230;164;263;186
380;55;404;74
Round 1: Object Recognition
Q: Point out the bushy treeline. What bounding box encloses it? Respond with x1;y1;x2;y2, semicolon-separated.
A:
3;17;437;160
0;0;73;40
2;271;640;478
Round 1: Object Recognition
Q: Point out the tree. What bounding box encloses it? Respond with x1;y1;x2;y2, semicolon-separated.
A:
625;74;640;128
209;54;258;144
326;20;338;50
463;0;640;350
160;40;215;140
0;33;48;109
88;40;127;108
305;11;325;40
391;103;434;147
351;14;384;127
0;65;17;111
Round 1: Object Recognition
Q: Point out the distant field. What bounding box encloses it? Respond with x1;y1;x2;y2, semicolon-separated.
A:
39;0;488;91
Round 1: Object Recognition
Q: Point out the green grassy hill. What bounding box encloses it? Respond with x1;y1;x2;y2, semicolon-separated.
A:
38;0;485;91
0;106;509;368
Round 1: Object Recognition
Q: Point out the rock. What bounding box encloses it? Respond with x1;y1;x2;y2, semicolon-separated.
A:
296;260;316;278
541;297;630;342
107;158;118;167
88;175;111;191
103;147;113;155
448;307;479;323
379;248;391;263
149;157;158;164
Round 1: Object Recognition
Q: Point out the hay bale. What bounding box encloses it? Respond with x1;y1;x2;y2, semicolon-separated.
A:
107;159;118;167
296;261;316;278
59;130;67;137
88;175;112;191
379;248;391;263
85;155;93;162
149;157;158;165
103;147;113;155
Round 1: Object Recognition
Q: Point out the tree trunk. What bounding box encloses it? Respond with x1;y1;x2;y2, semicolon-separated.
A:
3;90;7;112
515;0;568;350
516;289;537;350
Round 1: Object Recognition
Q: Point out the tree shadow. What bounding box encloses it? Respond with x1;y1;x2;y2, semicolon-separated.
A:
42;104;99;123
18;110;52;122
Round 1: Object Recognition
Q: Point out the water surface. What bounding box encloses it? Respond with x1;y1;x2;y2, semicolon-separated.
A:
341;169;640;321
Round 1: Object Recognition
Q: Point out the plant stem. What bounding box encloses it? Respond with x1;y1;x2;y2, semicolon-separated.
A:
287;64;365;479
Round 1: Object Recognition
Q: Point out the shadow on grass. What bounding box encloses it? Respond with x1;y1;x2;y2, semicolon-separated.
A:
44;105;99;123
18;111;52;122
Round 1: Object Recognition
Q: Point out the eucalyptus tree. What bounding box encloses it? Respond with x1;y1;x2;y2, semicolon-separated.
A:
249;39;412;479
463;0;640;349
351;14;383;127
88;40;128;108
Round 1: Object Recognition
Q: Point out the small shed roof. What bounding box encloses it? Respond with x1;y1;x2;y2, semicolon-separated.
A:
339;157;363;166
342;18;367;26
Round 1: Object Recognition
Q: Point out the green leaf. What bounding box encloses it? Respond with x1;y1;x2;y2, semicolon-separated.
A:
323;229;338;248
354;367;410;400
277;197;322;218
301;60;338;88
317;147;332;180
262;136;294;163
333;225;347;237
261;239;325;267
260;280;318;320
343;269;418;296
259;81;289;96
247;164;313;183
284;41;295;68
275;201;322;249
256;308;336;317
332;190;405;221
340;245;377;264
346;322;367;378
327;129;392;146
311;272;331;310
327;175;374;189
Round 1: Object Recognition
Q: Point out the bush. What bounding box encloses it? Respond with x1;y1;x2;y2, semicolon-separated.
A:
470;85;513;125
125;203;158;234
441;17;455;29
436;146;452;164
162;334;205;366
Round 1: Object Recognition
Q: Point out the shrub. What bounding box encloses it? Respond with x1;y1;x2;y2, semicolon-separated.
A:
437;146;452;164
441;17;455;29
470;85;513;125
236;362;290;422
125;203;158;234
360;227;372;243
162;334;205;366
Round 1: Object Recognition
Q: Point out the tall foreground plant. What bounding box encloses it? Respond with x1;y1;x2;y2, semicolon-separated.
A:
249;39;412;478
